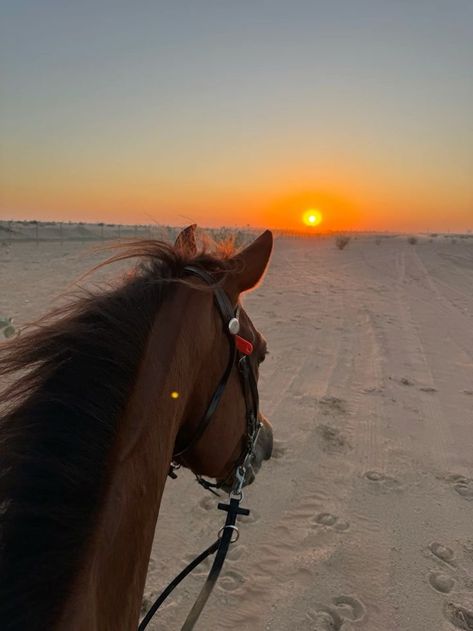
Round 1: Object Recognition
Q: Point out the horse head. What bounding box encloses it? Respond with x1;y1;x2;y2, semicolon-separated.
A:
172;225;273;493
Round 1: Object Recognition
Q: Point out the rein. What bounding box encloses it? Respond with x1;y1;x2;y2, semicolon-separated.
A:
138;266;261;631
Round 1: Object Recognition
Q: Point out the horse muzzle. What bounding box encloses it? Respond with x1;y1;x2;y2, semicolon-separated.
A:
221;416;273;492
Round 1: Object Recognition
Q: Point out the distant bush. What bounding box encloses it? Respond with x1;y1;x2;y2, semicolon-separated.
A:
335;236;350;250
0;316;15;339
375;238;381;245
408;236;418;245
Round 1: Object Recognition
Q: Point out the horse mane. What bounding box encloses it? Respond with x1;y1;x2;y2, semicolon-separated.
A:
0;238;237;630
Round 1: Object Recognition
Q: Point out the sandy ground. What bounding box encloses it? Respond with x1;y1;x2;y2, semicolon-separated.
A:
2;233;473;630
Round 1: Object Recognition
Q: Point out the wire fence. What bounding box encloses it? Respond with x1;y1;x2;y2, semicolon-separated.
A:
0;221;265;246
0;220;372;245
0;220;362;247
0;221;179;243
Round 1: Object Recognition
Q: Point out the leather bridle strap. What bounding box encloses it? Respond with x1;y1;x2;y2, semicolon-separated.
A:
172;266;237;459
137;496;249;631
180;497;249;630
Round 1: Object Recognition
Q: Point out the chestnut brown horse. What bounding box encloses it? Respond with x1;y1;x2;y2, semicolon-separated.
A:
0;226;273;630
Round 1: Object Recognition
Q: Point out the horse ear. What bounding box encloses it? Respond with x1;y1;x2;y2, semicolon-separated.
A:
229;230;273;295
175;224;197;255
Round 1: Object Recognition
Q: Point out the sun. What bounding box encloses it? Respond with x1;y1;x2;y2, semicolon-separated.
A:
302;209;323;227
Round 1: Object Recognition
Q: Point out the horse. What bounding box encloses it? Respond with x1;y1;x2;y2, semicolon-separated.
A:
0;225;273;630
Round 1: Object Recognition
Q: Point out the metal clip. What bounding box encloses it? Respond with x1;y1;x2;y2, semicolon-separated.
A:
231;465;246;497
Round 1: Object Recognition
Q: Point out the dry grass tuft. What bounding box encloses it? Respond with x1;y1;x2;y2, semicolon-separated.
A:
335;236;350;250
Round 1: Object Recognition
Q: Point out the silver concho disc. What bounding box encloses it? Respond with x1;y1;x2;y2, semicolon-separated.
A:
228;317;240;335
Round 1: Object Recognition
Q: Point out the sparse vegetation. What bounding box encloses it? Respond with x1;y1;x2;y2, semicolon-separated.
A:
408;236;418;245
335;235;350;250
0;316;15;339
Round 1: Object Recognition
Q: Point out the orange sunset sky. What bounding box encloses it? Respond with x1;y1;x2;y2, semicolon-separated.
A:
1;2;472;232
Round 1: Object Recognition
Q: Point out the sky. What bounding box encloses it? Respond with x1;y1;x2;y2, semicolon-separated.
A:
1;1;472;232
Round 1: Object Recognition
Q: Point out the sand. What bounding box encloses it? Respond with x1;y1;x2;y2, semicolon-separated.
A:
2;232;473;630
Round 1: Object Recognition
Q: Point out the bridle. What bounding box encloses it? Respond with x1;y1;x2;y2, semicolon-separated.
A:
169;265;261;496
138;265;263;631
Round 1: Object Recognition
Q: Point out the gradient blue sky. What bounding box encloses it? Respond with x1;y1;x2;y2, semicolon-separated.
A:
1;1;472;230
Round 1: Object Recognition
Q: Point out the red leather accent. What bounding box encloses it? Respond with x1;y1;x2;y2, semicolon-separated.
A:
235;335;253;355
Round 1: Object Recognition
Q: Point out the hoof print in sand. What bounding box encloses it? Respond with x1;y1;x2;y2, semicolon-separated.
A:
455;481;473;501
316;424;351;454
443;474;473;502
197;495;218;512
429;571;456;594
429;542;456;566
311;512;350;532
271;439;288;459
218;569;245;592
226;544;246;562
307;596;365;630
332;595;366;621
307;606;344;631
318;396;347;414
444;600;473;630
428;542;473;601
364;470;402;491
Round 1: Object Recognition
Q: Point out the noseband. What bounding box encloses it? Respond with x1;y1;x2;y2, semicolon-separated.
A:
170;265;261;496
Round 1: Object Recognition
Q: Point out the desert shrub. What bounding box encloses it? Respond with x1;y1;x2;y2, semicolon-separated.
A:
335;235;350;250
0;316;15;339
408;236;418;245
375;238;381;245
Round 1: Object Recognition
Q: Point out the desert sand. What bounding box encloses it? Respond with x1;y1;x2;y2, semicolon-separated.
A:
1;231;473;630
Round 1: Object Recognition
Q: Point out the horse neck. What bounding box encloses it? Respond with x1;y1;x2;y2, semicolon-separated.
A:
57;290;195;631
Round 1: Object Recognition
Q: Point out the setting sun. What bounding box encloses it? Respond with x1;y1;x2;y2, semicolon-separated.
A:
302;209;323;228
